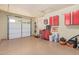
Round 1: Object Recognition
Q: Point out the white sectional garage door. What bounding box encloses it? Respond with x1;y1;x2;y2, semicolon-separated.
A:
22;19;31;37
9;16;21;39
8;16;31;39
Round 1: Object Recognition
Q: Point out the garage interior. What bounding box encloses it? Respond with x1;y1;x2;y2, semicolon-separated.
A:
0;4;79;55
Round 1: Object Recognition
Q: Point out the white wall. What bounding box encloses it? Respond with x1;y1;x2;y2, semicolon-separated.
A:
36;5;79;40
31;18;36;35
36;17;46;35
0;11;8;40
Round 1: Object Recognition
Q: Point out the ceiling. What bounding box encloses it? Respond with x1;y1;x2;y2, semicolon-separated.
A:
0;4;74;17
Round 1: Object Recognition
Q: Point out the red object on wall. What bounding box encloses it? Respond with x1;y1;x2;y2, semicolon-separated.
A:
72;10;79;25
54;15;59;26
49;16;54;26
44;19;48;25
64;13;71;26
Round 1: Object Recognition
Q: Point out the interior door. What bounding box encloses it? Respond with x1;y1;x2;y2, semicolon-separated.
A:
22;19;31;37
9;16;21;39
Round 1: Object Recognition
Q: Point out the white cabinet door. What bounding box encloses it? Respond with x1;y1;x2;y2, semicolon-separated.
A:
9;17;21;39
22;20;31;37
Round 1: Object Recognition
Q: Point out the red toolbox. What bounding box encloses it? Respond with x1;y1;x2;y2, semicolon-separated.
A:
44;30;50;40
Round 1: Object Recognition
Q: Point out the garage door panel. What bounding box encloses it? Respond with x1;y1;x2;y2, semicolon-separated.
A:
9;34;21;39
22;32;30;37
9;16;31;39
9;16;21;39
22;20;31;37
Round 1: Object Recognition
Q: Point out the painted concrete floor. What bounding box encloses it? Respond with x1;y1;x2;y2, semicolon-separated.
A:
0;36;79;55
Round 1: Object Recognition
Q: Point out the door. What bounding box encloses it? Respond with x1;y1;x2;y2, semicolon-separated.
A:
9;16;21;39
22;19;31;37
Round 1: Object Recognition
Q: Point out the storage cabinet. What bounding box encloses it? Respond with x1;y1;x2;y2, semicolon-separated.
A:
72;10;79;25
54;15;59;26
49;16;59;26
49;16;54;26
64;13;71;25
65;10;79;26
